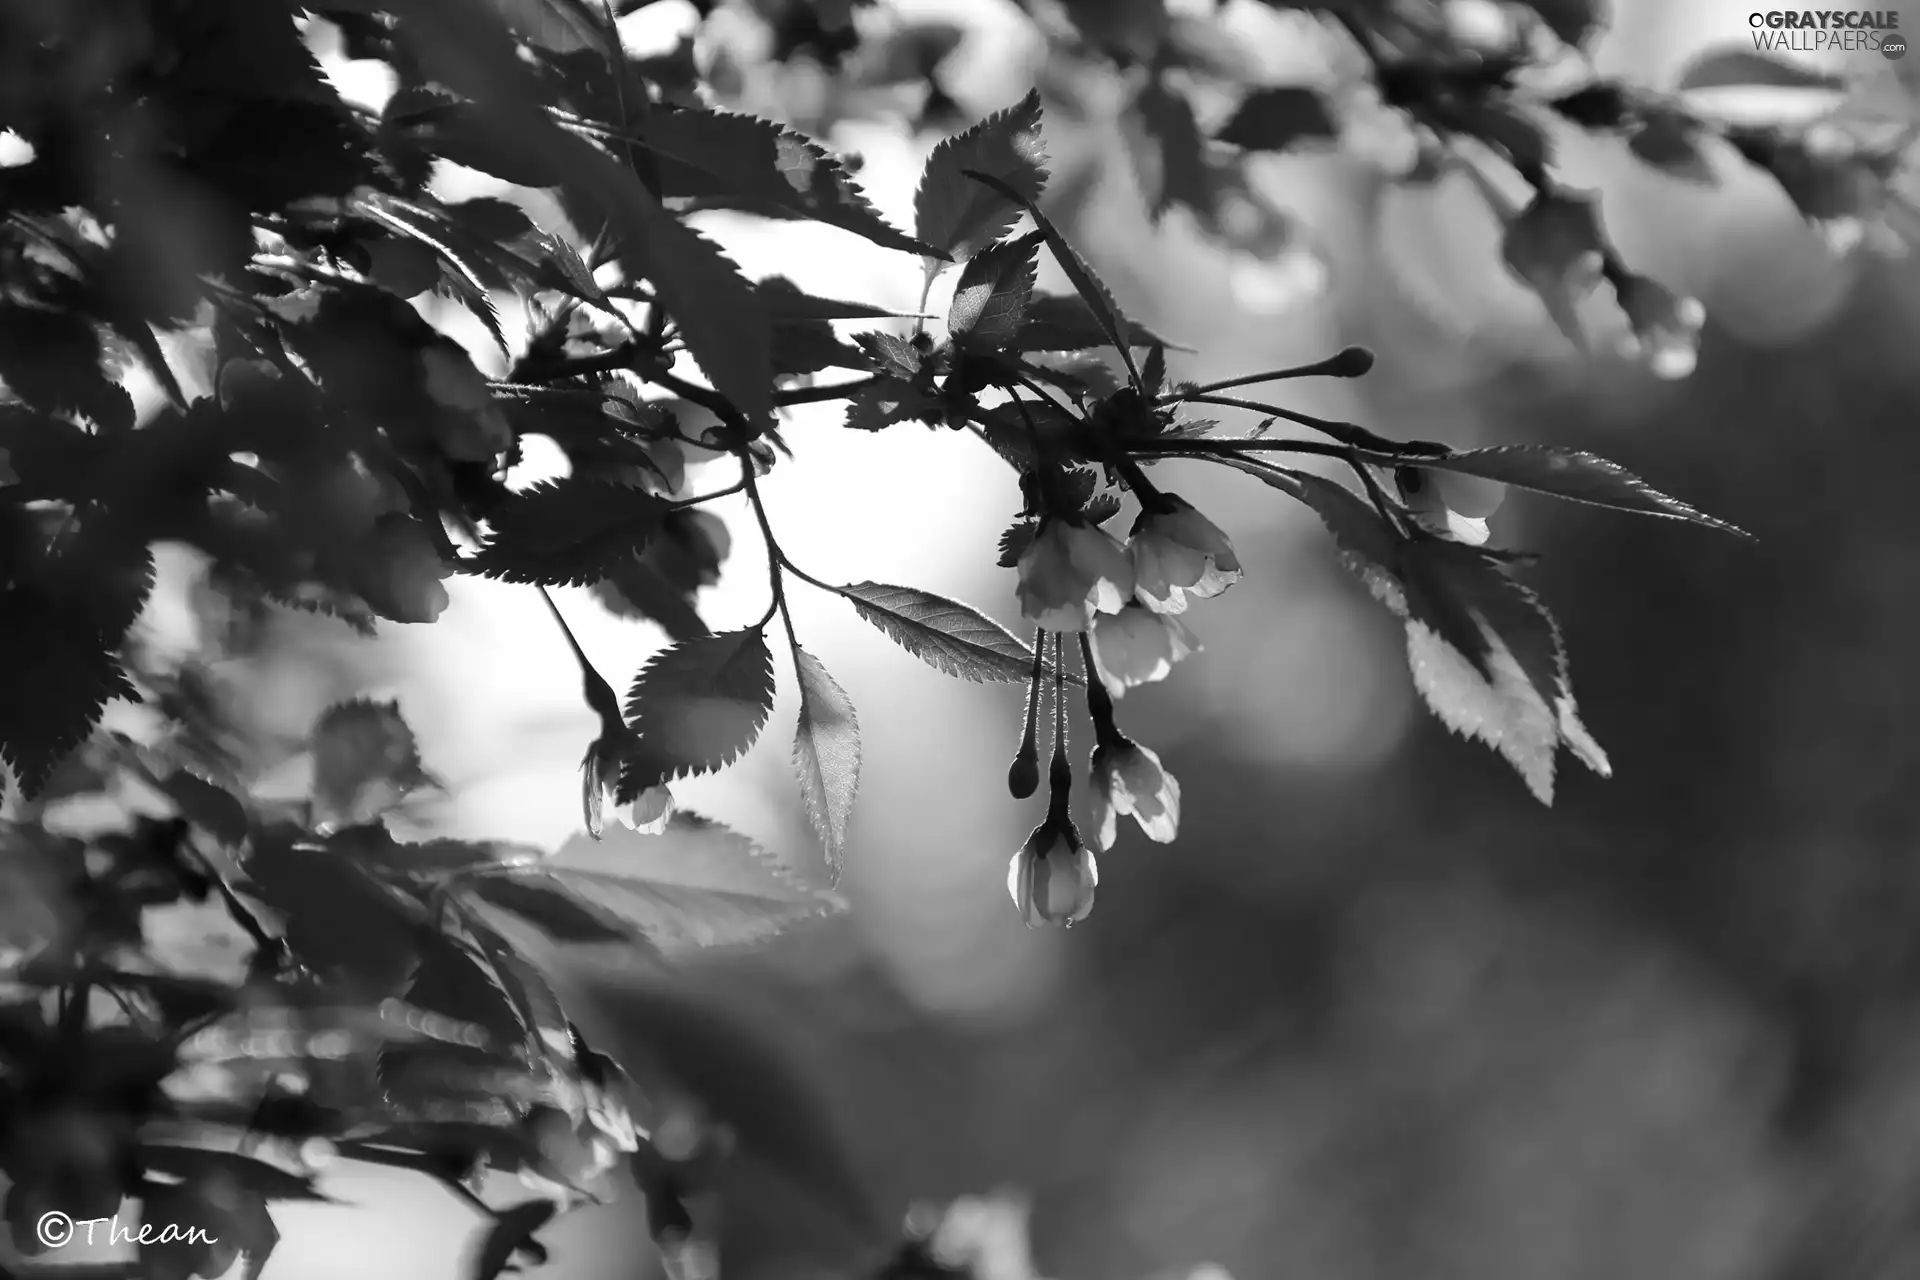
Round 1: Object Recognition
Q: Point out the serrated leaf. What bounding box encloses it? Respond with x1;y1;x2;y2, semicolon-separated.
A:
852;331;923;380
948;229;1041;351
467;478;671;586
638;107;933;256
0;517;153;795
1217;86;1338;151
309;698;429;832
839;582;1081;685
1011;293;1185;354
997;519;1038;568
964;166;1141;388
914;88;1051;266
542;813;845;953
1250;465;1608;804
329;825;543;879
790;649;860;880
1675;46;1847;93
842;378;948;431
624;628;775;779
1354;444;1748;537
466;872;644;944
758;277;930;322
527;228;609;304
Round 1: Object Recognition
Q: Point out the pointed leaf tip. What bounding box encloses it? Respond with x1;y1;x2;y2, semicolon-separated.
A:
840;581;1083;686
913;88;1050;266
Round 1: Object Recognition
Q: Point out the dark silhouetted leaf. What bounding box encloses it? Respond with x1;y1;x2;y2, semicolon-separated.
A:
913;89;1050;265
493;0;607;54
842;378;948;431
1011;293;1184;353
840;582;1080;686
0;517;153;795
624;628;775;778
640;108;933;255
1217;86;1338;151
543;813;844;952
241;836;428;991
154;769;251;848
330;825;544;879
790;648;860;881
474;1200;557;1280
947;230;1041;351
1676;46;1848;92
759;277;930;322
309;698;430;832
1352;444;1749;537
468;478;672;586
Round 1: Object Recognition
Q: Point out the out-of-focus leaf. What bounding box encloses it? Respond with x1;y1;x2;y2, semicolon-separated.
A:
913;89;1050;266
638;108;934;256
490;0;608;54
541;813;845;952
466;478;672;586
139;1146;330;1204
1513;0;1606;48
241;835;428;992
154;768;252;847
466;872;646;944
839;582;1081;686
790;648;860;882
1216;86;1337;152
947;230;1041;351
1131;80;1211;219
330;825;545;879
308;698;429;832
758;277;930;322
473;1200;557;1280
564;960;882;1242
1351;444;1749;537
1675;47;1848;92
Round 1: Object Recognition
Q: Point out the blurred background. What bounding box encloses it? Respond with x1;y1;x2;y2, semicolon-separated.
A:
66;0;1920;1275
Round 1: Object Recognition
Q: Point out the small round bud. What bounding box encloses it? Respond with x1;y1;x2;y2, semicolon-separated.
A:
1008;751;1040;800
1326;345;1375;377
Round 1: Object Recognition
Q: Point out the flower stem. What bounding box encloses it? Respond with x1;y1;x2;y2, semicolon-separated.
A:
1078;632;1123;748
1046;633;1072;824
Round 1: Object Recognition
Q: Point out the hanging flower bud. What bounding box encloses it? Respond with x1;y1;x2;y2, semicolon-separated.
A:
580;734;626;839
1006;818;1097;928
1089;601;1199;695
1088;736;1181;850
1015;518;1136;632
625;782;674;835
1501;192;1606;347
1128;495;1241;613
1613;272;1706;381
1392;466;1506;546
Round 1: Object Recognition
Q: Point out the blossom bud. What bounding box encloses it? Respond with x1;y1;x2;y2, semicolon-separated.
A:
1006;819;1097;927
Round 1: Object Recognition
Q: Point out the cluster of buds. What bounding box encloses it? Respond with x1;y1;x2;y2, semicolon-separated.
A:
1002;474;1241;926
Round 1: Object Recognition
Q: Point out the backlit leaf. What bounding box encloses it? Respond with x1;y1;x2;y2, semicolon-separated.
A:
1351;444;1749;537
624;628;775;779
1675;46;1848;93
840;582;1081;686
791;648;860;881
914;89;1050;266
947;230;1041;351
466;872;644;944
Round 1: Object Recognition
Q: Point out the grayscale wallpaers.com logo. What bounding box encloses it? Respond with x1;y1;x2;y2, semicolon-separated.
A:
1750;10;1906;58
